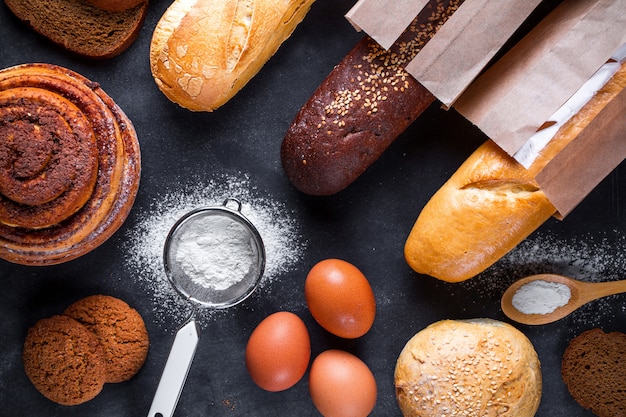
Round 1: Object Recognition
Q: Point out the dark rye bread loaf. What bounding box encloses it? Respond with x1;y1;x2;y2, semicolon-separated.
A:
280;0;462;195
4;0;148;59
561;328;626;417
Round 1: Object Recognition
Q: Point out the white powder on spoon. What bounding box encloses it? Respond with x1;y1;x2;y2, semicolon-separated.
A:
511;280;571;315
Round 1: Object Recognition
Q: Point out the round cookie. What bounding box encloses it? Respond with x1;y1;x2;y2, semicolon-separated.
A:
64;295;149;383
561;328;626;417
23;315;106;405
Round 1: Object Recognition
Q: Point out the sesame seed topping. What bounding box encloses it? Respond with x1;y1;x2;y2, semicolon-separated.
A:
320;0;461;131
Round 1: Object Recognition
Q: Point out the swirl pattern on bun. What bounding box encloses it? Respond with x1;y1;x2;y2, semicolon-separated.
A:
0;63;141;265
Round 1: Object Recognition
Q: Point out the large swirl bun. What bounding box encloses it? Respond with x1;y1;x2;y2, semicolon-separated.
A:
0;63;141;265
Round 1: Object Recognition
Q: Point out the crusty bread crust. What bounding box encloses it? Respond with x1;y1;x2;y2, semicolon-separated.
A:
404;62;626;282
404;139;556;282
150;0;315;111
395;319;542;417
4;0;147;59
280;37;435;196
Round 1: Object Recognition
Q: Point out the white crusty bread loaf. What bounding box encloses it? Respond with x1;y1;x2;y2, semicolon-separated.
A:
404;60;626;283
395;319;542;417
149;0;315;111
4;0;148;59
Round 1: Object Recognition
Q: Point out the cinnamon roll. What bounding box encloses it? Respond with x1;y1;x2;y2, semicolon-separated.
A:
0;63;141;265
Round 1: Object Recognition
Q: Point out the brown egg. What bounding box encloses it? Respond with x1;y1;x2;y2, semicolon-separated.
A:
309;349;377;417
245;311;311;392
305;259;376;338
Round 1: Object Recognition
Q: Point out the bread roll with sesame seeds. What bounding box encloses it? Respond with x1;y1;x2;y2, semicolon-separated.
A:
281;0;461;195
149;0;315;112
395;319;542;417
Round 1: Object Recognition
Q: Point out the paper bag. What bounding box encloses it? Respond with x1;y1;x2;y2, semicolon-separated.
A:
345;0;626;217
452;0;626;216
346;0;545;107
453;0;626;156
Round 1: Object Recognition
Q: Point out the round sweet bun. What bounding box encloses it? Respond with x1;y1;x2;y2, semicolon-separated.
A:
85;0;146;12
0;63;141;265
395;319;542;417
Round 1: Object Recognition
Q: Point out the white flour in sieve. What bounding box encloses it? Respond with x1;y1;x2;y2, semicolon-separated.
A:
174;215;256;291
123;173;306;325
511;280;571;315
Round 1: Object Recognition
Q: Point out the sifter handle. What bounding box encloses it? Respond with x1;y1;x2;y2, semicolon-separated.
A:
147;318;200;417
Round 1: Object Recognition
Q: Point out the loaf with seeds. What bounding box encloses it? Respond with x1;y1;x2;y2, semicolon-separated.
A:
280;0;462;195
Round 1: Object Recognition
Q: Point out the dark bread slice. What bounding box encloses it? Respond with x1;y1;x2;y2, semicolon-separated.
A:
280;0;462;196
561;328;626;417
4;0;148;59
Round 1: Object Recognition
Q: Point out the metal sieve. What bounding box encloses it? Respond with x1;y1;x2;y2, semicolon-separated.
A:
147;198;265;417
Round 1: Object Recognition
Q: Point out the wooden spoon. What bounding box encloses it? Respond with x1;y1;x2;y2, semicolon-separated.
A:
501;273;626;325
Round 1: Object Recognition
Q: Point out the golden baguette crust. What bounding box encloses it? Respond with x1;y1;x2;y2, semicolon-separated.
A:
395;319;542;417
405;62;626;282
404;140;555;282
150;0;315;111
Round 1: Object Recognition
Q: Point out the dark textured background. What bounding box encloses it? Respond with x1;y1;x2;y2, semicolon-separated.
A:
0;0;624;416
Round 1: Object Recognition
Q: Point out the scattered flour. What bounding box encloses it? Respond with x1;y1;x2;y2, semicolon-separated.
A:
463;230;626;327
123;173;306;325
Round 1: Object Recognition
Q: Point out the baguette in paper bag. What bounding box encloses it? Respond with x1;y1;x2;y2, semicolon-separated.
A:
404;56;626;283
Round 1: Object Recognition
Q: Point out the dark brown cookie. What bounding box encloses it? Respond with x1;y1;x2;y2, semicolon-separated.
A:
22;315;106;405
64;294;149;383
561;328;626;417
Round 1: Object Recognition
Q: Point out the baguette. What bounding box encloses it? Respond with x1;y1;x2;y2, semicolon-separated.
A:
404;60;626;282
150;0;315;112
280;0;462;196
